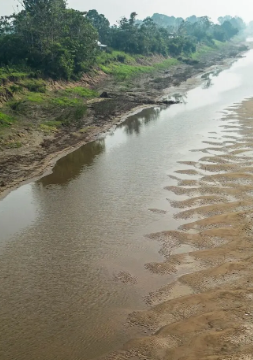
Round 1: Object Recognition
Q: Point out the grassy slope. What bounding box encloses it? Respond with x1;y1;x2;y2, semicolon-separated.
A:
97;50;179;80
0;52;181;147
0;40;242;148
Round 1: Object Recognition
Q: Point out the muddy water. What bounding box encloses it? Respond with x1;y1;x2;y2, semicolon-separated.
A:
1;50;253;360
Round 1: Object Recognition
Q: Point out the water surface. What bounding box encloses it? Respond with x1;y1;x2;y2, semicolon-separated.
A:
1;50;253;360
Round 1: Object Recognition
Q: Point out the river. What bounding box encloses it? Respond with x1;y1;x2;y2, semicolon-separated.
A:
1;49;253;360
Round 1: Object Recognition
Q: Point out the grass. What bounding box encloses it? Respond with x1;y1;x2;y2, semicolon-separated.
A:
153;58;180;69
8;84;23;93
0;112;15;128
5;141;22;148
65;86;98;98
97;50;136;65
42;120;62;127
26;93;46;103
50;96;82;107
20;79;46;93
0;69;28;84
191;44;216;60
99;63;154;80
79;125;96;133
98;51;180;80
40;121;62;133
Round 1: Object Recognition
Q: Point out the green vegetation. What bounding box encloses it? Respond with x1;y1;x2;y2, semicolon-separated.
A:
5;141;22;149
0;1;247;139
0;0;98;79
0;112;15;128
40;121;62;133
79;125;96;134
50;97;82;107
191;45;216;60
97;52;179;80
21;79;46;93
65;87;98;98
99;63;153;80
26;93;46;103
153;58;180;69
0;1;245;81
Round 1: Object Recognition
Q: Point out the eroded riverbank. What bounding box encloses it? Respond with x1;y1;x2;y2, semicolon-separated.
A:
0;42;247;200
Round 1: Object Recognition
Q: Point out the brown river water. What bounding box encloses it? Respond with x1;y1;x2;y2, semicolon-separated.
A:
1;49;253;360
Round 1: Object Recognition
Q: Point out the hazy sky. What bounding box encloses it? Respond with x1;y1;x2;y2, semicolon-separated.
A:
1;0;253;24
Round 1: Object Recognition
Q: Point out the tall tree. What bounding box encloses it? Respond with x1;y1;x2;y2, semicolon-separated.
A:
0;0;98;79
86;9;111;44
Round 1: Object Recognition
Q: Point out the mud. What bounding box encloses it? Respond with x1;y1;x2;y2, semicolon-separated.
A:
101;97;253;360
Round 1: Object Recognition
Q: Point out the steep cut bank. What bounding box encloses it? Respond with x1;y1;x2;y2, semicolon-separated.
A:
0;42;247;198
104;98;253;360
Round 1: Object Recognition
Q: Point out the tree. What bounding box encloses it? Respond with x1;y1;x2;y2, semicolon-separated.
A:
86;9;111;44
0;0;98;79
221;20;239;39
211;24;226;42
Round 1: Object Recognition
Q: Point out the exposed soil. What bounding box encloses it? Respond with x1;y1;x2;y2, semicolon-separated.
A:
100;97;253;360
0;42;247;199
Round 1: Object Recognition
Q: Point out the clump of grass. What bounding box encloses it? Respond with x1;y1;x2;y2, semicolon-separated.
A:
65;86;98;98
100;63;153;80
8;84;23;93
6;141;22;148
7;100;26;112
40;123;61;133
26;93;45;103
154;58;179;69
21;79;46;93
0;112;15;128
50;96;82;107
99;56;179;80
61;104;87;127
191;44;216;60
42;120;62;128
0;68;28;84
79;125;95;133
97;50;136;66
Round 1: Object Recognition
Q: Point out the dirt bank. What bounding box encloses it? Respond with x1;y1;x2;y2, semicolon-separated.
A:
0;42;248;198
102;97;253;360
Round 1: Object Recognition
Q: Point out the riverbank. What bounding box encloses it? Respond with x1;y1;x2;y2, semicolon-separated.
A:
103;97;253;360
0;42;248;199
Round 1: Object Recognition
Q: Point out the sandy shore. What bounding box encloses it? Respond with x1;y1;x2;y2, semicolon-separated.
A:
103;98;253;359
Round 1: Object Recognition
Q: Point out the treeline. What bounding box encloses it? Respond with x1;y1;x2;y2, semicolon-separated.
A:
0;0;98;79
90;11;245;54
0;0;246;80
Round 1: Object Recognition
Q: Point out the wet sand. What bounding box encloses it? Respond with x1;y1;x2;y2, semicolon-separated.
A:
105;97;253;359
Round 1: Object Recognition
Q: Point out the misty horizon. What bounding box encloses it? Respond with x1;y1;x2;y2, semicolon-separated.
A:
0;0;252;25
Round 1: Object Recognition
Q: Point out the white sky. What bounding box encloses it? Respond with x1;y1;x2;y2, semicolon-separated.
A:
1;0;253;24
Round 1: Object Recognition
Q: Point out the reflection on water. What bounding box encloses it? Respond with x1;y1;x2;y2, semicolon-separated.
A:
122;107;162;135
1;50;253;360
169;92;188;104
40;140;105;186
201;67;223;89
40;107;162;187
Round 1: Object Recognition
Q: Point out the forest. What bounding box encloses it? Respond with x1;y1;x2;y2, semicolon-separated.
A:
0;0;246;80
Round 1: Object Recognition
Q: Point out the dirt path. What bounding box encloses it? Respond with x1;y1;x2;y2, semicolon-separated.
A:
102;98;253;360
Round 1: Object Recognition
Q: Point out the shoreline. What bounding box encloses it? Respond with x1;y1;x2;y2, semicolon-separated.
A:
0;43;247;201
0;103;154;201
106;96;253;360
